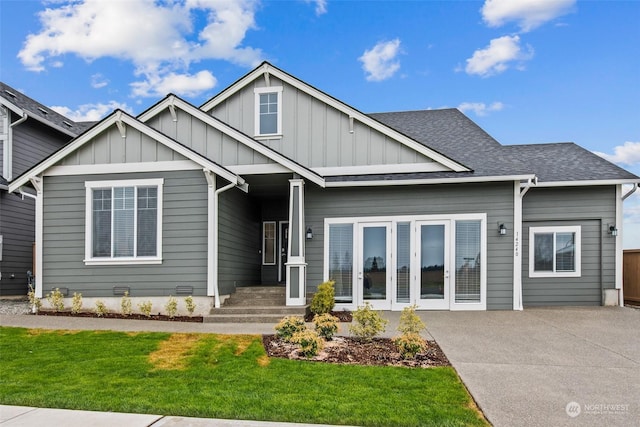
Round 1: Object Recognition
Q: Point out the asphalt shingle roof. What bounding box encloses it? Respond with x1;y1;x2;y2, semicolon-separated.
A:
368;109;639;183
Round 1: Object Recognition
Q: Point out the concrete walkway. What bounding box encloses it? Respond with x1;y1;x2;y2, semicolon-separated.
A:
2;307;639;426
423;307;640;427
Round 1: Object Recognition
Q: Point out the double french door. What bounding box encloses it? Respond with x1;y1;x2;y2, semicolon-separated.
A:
356;221;450;310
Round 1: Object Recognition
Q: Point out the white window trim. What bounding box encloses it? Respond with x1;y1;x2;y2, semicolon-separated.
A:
84;178;164;265
529;226;581;278
262;221;277;265
254;86;283;138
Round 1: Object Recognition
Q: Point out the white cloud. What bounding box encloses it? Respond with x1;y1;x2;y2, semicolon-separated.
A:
481;0;576;32
458;101;504;117
359;39;402;82
51;101;133;122
305;0;327;16
594;141;640;166
131;70;217;98
18;0;261;97
91;73;109;89
465;35;533;77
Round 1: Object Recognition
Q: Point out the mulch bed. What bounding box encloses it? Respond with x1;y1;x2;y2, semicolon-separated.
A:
33;310;203;323
262;334;450;368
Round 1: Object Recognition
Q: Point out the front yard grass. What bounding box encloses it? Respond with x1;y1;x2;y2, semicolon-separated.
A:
0;327;487;426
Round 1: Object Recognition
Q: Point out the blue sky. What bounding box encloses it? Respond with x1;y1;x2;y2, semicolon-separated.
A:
1;0;639;247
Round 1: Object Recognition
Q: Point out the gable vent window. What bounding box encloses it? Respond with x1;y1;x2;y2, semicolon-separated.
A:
254;86;282;138
85;179;163;265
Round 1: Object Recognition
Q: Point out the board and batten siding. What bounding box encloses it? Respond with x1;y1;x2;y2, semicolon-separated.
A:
521;186;617;306
217;185;261;295
304;182;515;310
145;109;273;167
41;170;209;297
209;77;435;169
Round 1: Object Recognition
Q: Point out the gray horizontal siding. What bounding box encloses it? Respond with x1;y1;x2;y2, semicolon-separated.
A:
12;120;70;178
522;186;617;306
304;182;515;309
0;192;35;295
41;170;209;297
210;77;435;169
217;186;261;294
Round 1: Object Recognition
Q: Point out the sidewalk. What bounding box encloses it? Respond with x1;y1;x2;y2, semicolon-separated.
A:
0;405;351;427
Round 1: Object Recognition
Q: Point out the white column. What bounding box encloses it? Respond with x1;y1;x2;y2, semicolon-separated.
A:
615;184;623;306
31;177;43;298
513;181;524;310
286;179;306;306
203;171;217;304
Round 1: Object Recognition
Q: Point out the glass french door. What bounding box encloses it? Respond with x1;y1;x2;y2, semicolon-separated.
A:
358;223;392;310
415;221;450;309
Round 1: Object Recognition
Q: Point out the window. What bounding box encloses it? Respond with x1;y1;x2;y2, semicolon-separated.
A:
254;87;282;137
529;226;581;277
263;221;276;265
85;179;163;265
328;223;354;303
455;220;481;303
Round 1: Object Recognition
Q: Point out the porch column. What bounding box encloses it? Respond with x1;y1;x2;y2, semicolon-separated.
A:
286;179;306;306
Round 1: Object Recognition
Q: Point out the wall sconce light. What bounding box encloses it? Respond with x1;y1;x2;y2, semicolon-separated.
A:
608;225;618;237
306;227;313;240
498;223;507;236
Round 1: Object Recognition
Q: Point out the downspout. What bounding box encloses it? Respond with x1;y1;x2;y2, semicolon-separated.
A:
513;176;536;311
10;112;28;128
622;183;638;201
616;183;638;306
204;170;238;309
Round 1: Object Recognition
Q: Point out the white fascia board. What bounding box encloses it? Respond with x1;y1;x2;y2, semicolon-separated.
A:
534;179;640;187
200;64;468;173
0;97;77;137
312;162;450;176
139;95;326;187
8;111;240;192
45;160;201;176
325;174;536;188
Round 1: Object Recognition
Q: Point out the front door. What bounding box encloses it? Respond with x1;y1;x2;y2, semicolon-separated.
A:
279;222;289;283
358;223;392;310
415;221;450;309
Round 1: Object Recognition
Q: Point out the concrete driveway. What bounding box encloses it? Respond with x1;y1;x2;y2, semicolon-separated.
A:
423;307;639;427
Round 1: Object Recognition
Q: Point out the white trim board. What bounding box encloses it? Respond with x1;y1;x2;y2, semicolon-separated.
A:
45;160;202;176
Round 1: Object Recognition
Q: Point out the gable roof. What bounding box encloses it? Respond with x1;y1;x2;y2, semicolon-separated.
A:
138;94;326;187
0;81;85;137
8;110;242;193
200;62;470;173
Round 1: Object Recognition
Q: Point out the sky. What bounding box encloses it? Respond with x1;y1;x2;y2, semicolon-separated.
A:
1;0;639;248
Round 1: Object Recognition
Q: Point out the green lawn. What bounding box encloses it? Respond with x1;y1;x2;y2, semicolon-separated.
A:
0;327;487;427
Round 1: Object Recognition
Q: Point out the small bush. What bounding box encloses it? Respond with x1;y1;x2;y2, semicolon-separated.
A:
165;295;178;319
292;329;324;358
395;332;427;359
94;300;108;317
71;292;83;314
313;313;339;340
349;303;388;341
184;295;196;316
46;288;65;312
310;280;335;315
275;316;306;342
120;291;132;316
138;301;153;318
397;304;425;334
27;284;42;313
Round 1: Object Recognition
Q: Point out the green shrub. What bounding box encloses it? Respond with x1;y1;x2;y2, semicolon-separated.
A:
94;300;108;317
165;295;178;319
292;329;323;358
397;304;425;334
120;291;132;316
395;332;427;359
313;313;339;340
184;296;196;316
46;288;65;312
275;316;306;342
71;292;83;314
138;301;153;318
27;284;42;314
349;303;388;341
310;280;335;315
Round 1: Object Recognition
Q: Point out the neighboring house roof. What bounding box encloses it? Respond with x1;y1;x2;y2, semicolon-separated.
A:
0;81;80;137
0;175;7;190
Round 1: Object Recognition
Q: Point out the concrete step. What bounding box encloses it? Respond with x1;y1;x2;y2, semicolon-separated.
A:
223;296;286;307
211;306;308;315
204;313;305;324
233;286;285;295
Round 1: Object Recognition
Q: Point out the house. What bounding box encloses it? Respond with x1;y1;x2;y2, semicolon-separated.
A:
0;83;90;295
8;62;640;312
